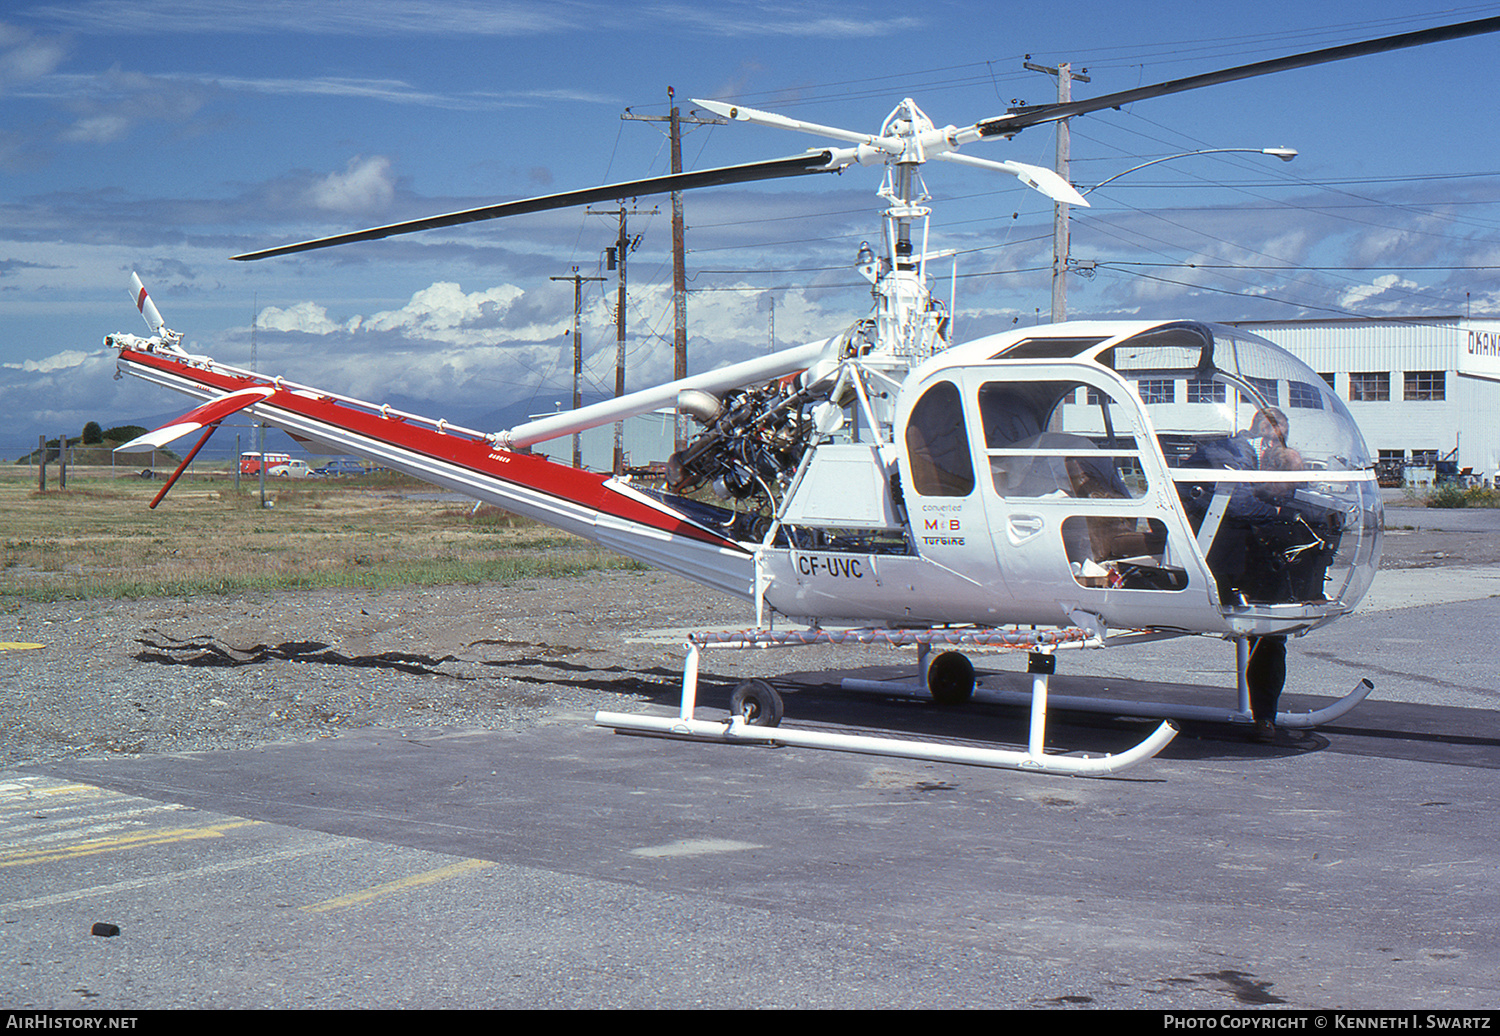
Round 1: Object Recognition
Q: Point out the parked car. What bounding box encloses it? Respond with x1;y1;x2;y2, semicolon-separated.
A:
312;458;368;477
267;458;311;479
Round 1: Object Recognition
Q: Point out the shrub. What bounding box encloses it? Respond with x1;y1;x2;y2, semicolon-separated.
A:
1425;483;1500;508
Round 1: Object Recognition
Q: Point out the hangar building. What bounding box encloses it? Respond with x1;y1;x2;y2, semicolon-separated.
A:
1229;316;1500;485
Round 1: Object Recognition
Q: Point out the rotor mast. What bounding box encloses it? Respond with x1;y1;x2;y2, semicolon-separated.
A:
689;95;1085;384
871;99;944;372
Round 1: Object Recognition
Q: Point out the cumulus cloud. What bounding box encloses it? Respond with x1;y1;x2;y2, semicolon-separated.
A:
1338;274;1421;311
306;155;396;214
228;282;565;407
2;347;103;373
255;301;351;335
62;114;132;144
192;277;868;428
0;346;168;458
256;282;559;349
362;282;523;334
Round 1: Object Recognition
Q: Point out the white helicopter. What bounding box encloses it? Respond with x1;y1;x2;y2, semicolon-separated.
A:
106;17;1499;775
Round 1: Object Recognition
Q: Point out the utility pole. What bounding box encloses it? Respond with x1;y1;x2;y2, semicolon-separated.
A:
550;266;606;468
251;294;261;502
589;204;655;474
622;88;725;447
1025;59;1089;322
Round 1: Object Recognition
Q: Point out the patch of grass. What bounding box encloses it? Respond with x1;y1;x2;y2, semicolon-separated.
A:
1422;483;1500;509
0;467;641;602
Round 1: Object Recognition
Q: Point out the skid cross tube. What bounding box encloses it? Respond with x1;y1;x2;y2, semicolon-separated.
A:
594;626;1177;776
843;634;1374;729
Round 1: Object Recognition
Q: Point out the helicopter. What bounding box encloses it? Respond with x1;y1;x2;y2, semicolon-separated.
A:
105;17;1499;775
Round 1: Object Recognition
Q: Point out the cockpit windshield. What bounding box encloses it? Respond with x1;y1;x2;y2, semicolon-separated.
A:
1108;321;1371;472
1106;322;1382;619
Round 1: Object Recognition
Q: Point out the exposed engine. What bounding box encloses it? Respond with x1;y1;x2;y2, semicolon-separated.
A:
665;381;809;504
665;351;852;512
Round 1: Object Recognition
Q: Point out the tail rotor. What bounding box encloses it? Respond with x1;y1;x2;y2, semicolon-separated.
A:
116;272;181;348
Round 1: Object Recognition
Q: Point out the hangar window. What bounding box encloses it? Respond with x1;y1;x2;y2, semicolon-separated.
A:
1137;379;1175;405
1187;378;1225;403
1288;380;1324;410
1404;371;1445;401
1239;376;1279;407
1349;372;1390;402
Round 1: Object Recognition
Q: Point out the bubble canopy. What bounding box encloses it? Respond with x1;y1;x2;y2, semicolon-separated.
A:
1107;321;1382;617
947;320;1383;623
1109;321;1372;472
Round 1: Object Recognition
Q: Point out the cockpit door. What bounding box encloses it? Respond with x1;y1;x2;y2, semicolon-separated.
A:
960;366;1219;631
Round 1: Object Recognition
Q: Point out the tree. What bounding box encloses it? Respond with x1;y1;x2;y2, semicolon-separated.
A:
102;425;148;443
82;421;103;444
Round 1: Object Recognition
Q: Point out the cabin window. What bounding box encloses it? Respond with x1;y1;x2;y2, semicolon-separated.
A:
1061;516;1187;591
989;336;1109;360
904;380;975;497
977;380;1147;499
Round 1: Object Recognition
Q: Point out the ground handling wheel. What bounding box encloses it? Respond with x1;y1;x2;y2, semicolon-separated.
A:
926;651;975;706
730;679;784;727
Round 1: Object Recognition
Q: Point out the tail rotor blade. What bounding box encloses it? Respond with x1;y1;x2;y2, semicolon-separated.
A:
129;272;166;335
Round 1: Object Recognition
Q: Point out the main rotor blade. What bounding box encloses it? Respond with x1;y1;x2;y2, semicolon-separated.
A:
977;15;1500;137
694;98;897;149
232;152;838;261
931;153;1088;206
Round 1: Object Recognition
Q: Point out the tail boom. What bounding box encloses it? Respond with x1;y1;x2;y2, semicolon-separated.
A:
113;341;756;599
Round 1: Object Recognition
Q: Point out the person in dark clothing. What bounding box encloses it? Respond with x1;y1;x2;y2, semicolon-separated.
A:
1187;407;1299;742
1245;407;1300;743
1246;634;1287;742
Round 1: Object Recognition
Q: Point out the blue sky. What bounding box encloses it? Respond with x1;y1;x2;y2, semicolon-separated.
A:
4;0;1500;462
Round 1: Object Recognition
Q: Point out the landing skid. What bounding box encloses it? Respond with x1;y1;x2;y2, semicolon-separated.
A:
594;626;1178;777
840;634;1374;730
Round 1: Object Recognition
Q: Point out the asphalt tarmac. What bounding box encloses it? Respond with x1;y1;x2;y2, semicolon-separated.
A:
3;545;1498;1009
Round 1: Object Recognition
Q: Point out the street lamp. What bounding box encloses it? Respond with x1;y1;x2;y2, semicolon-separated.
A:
1081;147;1297;196
1051;147;1297;320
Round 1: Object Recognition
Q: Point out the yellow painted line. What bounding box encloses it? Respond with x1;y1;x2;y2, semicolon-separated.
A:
0;819;265;867
0;781;128;816
0;781;103;805
301;858;494;914
0;642;44;651
2;842;344;913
